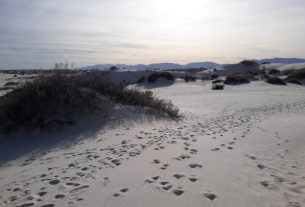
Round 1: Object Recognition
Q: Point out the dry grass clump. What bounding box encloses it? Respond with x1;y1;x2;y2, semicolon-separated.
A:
211;83;224;90
265;77;286;85
268;69;281;75
147;72;175;83
240;60;258;66
183;75;197;82
135;76;146;84
286;69;305;80
0;72;180;134
224;74;250;85
212;79;223;84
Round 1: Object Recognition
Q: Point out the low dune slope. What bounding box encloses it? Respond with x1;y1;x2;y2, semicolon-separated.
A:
1;81;305;207
261;63;305;71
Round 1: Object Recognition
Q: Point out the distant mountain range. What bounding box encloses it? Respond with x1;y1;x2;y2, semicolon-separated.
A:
256;58;305;64
80;58;305;70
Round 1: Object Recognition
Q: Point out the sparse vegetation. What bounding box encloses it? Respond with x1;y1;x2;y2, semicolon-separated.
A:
286;69;305;80
268;69;281;75
212;79;223;84
0;72;180;134
54;60;76;70
265;77;286;85
211;83;224;90
147;72;175;83
286;79;302;85
210;74;219;80
136;76;146;84
240;60;258;66
224;74;250;85
183;75;197;82
110;66;119;71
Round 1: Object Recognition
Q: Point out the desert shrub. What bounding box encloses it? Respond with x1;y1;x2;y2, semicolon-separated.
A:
210;74;219;80
110;66;118;71
240;60;258;66
147;72;175;83
286;69;305;80
266;77;286;85
4;82;18;86
224;74;250;85
286;79;302;85
268;69;281;75
183;75;196;82
0;72;180;134
211;83;224;90
282;69;295;76
136;76;146;84
212;79;223;84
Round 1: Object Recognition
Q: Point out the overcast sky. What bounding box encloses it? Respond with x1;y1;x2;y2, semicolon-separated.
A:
0;0;305;69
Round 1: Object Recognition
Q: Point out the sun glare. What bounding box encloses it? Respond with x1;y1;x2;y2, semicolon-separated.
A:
153;0;205;19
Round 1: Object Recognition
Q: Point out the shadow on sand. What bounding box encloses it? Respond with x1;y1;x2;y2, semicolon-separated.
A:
0;106;172;166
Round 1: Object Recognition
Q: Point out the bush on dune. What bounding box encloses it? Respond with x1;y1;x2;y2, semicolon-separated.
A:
268;69;281;75
286;69;305;81
224;74;250;85
212;79;223;84
240;60;258;67
265;77;286;85
211;83;224;90
286;79;302;85
183;75;197;82
147;72;175;83
0;72;180;134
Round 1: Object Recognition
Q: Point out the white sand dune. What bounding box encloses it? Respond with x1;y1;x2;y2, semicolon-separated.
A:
1;74;305;207
261;63;305;71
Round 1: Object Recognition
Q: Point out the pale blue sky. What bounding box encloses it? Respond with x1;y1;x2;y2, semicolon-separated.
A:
0;0;305;68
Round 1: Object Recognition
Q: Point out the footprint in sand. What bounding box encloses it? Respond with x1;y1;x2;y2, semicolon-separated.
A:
55;194;65;199
189;164;202;169
160;164;169;170
41;204;55;207
173;173;185;179
49;179;60;185
203;192;217;201
188;175;198;182
112;188;129;197
172;188;184;196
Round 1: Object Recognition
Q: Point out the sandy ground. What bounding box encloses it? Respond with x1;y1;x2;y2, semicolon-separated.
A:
1;78;305;207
